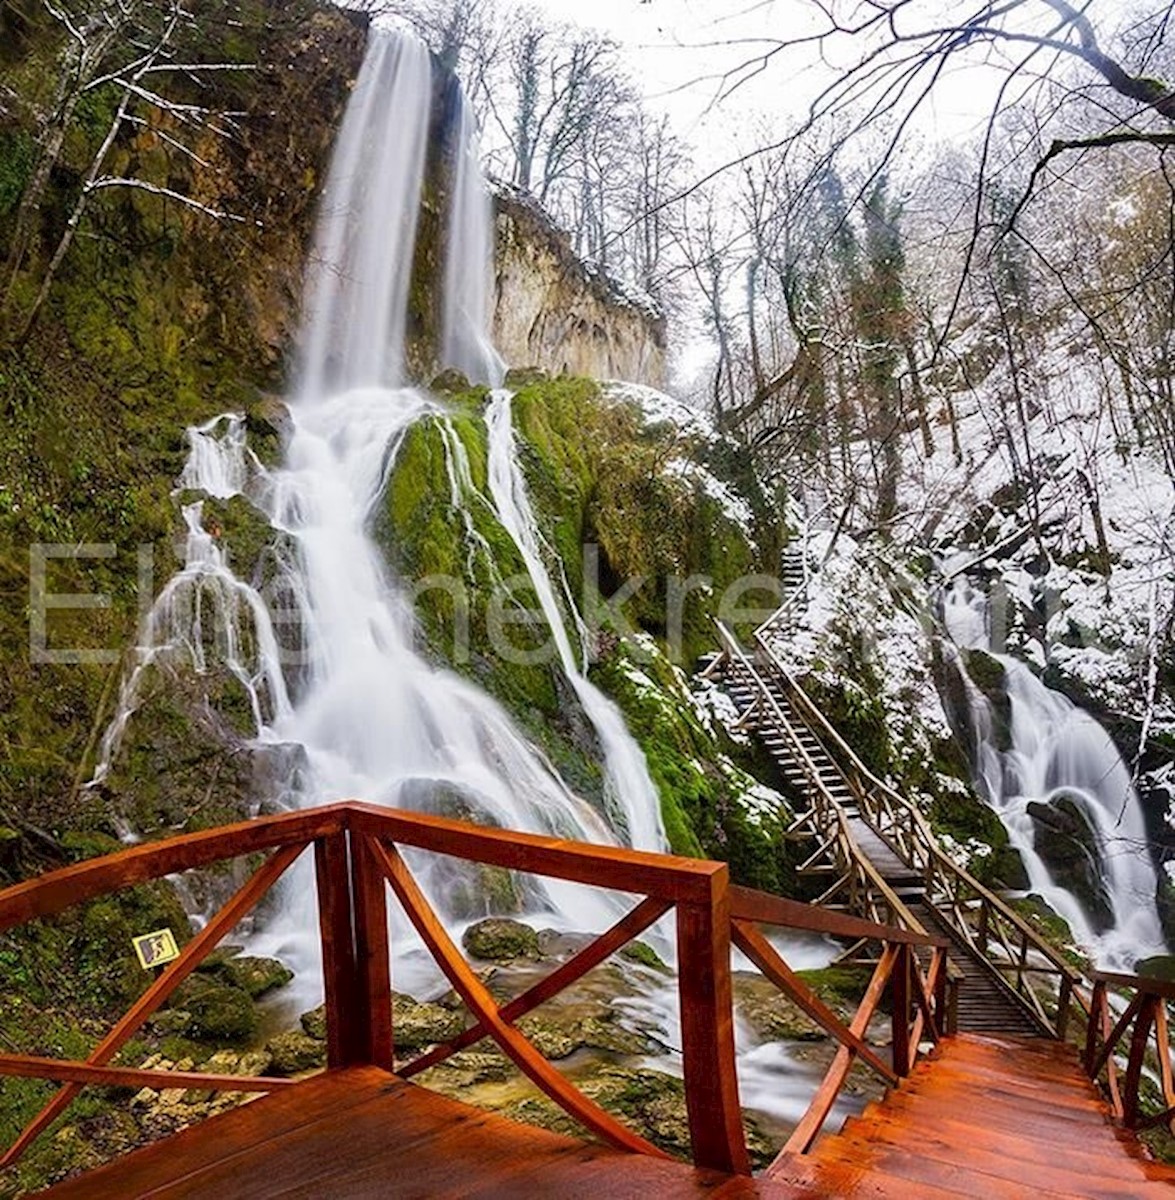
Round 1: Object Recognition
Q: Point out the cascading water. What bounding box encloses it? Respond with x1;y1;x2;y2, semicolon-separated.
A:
943;576;1166;970
440;87;505;387
92;32;638;989
485;389;666;852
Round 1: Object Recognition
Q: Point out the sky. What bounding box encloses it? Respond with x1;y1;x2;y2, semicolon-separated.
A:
520;0;1017;172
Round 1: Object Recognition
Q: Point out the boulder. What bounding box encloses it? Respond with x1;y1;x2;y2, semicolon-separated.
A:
266;1030;327;1075
164;976;258;1043
462;917;540;962
392;992;466;1050
1027;795;1113;932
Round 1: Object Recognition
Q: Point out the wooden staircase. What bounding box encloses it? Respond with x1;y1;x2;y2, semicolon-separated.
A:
779;1032;1175;1196
720;639;1040;1035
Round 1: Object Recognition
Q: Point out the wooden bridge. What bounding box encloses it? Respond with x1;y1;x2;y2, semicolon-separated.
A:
1;797;1174;1196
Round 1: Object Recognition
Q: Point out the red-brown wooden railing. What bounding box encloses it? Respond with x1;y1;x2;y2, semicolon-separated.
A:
0;802;949;1178
1084;971;1175;1134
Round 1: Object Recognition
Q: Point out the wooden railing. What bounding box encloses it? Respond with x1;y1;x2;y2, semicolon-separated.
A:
1085;971;1175;1134
0;802;950;1177
716;622;927;938
738;627;1090;1041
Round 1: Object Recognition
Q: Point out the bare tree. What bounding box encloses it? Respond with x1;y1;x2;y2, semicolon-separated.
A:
2;0;254;339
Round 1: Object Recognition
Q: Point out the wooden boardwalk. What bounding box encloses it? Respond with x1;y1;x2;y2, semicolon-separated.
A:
40;1043;1175;1198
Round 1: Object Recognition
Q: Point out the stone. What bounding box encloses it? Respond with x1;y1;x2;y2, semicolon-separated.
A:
300;1005;327;1041
503;366;549;388
619;940;670;973
166;976;259;1043
1027;795;1113;932
733;971;826;1042
216;955;294;999
391;992;466;1050
461;917;540;962
429;368;471;394
266;1030;327;1075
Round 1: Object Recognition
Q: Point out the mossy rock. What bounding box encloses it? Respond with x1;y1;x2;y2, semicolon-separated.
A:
964;649;1013;751
795;966;872;1021
300;1005;327;1041
504;366;549;387
199;954;293;999
429;368;471;394
266;1029;327;1075
1027;796;1113;932
165;976;258;1043
733;971;826;1041
462;917;540;962
392;992;467;1050
1135;955;1175;982
619;940;670;973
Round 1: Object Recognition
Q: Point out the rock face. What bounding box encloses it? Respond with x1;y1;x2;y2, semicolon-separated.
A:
492;189;667;388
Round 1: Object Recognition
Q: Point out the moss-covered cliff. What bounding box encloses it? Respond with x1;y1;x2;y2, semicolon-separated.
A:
0;2;364;859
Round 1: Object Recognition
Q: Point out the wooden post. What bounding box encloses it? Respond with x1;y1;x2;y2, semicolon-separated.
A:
1084;979;1107;1076
1056;974;1072;1042
676;868;750;1176
891;943;912;1076
976;901;989;956
315;832;359;1069
1123;995;1158;1128
351;833;394;1070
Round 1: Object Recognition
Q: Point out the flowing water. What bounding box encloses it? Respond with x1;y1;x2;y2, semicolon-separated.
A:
92;32;634;991
440;87;505;387
485;389;666;853
943;577;1166;970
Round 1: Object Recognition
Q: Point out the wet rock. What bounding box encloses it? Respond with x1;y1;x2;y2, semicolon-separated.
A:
535;929;595;959
392;992;466;1050
266;1030;327;1075
300;1005;327;1041
199;953;293;999
429;368;471;394
1027;795;1113;932
165;976;258;1043
733;972;826;1042
503;366;549;388
462;917;540;962
619;940;670;973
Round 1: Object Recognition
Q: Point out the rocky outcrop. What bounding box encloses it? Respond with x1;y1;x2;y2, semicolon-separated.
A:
492;188;667;388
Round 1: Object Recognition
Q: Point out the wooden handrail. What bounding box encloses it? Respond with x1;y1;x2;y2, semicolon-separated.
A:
715;622;927;937
1083;972;1175;1133
749;631;1089;1037
0;801;952;1176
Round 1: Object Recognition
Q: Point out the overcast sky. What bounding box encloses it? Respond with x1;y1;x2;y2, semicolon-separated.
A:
519;0;1019;173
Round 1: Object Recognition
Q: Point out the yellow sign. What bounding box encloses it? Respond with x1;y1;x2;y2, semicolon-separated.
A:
132;928;180;970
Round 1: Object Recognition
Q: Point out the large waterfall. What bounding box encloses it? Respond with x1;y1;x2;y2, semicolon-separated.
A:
91;31;670;978
943;577;1167;970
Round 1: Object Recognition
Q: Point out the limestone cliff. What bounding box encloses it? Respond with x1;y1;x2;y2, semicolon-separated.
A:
492;188;667;388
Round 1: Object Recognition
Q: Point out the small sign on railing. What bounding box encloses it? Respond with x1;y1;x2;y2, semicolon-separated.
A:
132;928;180;970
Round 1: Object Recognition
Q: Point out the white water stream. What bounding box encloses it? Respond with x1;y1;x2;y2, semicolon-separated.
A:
484;390;665;853
943;577;1166;970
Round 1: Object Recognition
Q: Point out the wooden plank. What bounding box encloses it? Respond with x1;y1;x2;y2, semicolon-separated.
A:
348;803;721;903
350;832;394;1070
1095;969;1175;1002
0;1055;294;1093
677;883;751;1176
401;895;671;1079
728;884;941;948
0;809;340;930
369;839;667;1159
1;841;306;1170
315;832;358;1070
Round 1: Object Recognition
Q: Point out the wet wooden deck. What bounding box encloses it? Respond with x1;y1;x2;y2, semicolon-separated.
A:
42;1038;1175;1198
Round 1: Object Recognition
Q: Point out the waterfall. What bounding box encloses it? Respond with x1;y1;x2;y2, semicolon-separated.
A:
485;389;666;853
92;32;657;989
297;35;431;398
943;578;1167;970
440;88;505;387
